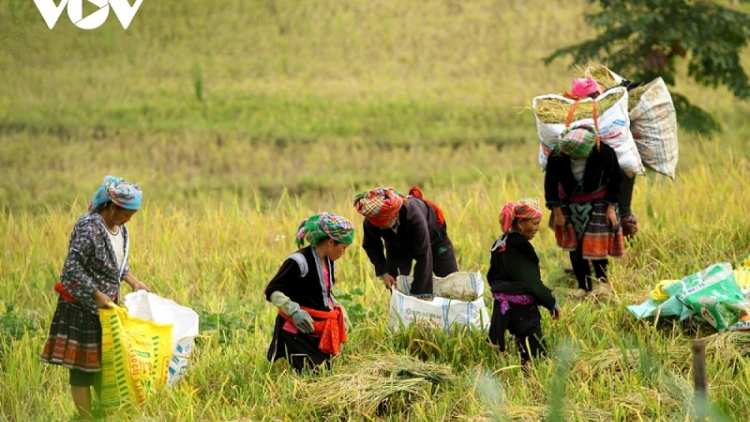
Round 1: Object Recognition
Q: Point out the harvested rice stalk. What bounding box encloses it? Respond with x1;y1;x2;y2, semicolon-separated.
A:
574;64;620;90
345;353;456;384
628;84;648;110
533;91;623;124
626;78;669;110
300;353;457;416
441;291;480;302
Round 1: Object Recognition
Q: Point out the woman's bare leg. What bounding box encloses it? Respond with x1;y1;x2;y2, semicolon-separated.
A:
71;385;93;420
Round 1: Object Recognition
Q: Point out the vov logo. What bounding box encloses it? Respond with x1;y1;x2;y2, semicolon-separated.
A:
34;0;145;30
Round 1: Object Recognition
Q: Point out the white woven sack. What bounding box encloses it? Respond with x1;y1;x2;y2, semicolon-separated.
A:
389;271;489;332
629;77;678;179
534;86;645;177
125;291;200;386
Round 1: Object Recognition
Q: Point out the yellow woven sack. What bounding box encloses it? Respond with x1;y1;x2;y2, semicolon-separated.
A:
99;304;173;415
735;269;750;290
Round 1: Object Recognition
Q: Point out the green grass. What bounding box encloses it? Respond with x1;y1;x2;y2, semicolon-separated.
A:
2;0;750;420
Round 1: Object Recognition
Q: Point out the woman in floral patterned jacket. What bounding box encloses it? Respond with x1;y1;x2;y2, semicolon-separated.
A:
40;175;149;421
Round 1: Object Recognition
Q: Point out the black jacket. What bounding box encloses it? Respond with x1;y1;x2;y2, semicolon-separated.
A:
545;142;622;208
361;197;449;289
264;246;335;311
487;231;556;311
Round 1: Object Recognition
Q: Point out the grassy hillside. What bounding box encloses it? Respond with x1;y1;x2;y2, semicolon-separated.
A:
1;0;750;421
2;0;749;211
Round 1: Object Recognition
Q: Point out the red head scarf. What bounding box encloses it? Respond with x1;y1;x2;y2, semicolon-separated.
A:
353;187;407;226
499;198;543;233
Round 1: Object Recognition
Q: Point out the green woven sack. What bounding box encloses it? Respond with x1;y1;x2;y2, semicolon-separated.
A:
663;263;749;331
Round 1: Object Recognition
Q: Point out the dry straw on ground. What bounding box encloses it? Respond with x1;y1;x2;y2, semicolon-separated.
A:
575;332;750;374
299;354;457;416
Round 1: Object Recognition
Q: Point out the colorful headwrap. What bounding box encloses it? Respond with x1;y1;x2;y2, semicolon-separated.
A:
88;175;142;211
295;212;355;247
499;198;543;233
555;125;597;160
571;77;603;98
353;187;408;226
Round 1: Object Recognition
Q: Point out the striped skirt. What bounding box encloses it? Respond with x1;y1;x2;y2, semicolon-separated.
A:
554;200;625;260
40;298;102;372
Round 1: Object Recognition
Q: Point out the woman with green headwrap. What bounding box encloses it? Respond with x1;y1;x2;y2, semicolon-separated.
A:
264;212;355;372
545;125;625;298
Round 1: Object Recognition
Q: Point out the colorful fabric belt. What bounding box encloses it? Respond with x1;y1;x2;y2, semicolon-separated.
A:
558;185;608;203
492;292;536;315
280;305;348;355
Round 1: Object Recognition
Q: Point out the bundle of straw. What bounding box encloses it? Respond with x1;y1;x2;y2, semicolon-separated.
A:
627;82;650;110
441;290;480;302
300;354;456;416
533;91;623;124
575;64;659;111
574;63;620;90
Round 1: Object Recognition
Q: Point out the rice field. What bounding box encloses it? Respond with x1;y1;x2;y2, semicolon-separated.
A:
2;0;750;421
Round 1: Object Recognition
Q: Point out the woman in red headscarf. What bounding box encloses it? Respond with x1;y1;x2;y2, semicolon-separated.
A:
353;186;458;297
487;198;561;366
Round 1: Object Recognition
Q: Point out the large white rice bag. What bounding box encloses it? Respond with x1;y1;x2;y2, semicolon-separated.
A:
389;271;489;332
629;77;679;179
125;291;200;386
534;86;645;177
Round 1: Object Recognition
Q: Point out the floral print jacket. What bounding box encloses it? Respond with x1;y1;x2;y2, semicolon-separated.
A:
59;212;130;313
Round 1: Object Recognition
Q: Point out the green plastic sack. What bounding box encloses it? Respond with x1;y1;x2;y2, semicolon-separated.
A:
663;263;750;331
626;296;695;321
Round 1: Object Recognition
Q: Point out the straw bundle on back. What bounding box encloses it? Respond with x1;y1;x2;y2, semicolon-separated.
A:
575;64;620;90
533;91;624;124
627;83;650;110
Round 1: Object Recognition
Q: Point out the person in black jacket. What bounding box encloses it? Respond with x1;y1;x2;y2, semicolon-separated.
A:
545;125;625;298
572;77;638;238
265;212;355;372
354;186;458;297
487;198;561;365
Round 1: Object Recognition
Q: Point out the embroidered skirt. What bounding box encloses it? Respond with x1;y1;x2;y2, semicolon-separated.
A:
40;298;102;372
554;200;625;260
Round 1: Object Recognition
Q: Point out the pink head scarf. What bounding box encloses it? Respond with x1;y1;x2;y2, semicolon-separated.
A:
499;198;543;233
571;77;603;98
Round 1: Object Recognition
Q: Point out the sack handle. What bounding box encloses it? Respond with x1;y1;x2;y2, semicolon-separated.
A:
564;95;601;151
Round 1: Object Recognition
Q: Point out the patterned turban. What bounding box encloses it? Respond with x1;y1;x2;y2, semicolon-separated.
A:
353;187;408;226
88;175;142;211
499;198;543;233
555;125;597;160
295;212;355;247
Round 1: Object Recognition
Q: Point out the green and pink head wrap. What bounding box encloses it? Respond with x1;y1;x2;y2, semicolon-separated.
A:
88;175;142;211
499;198;543;233
353;187;408;226
295;212;355;247
555;125;598;160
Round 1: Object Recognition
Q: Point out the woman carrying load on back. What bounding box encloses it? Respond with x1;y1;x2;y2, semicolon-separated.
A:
487;198;561;366
353;186;458;298
265;212;355;372
571;77;638;237
545;125;625;298
40;175;150;421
